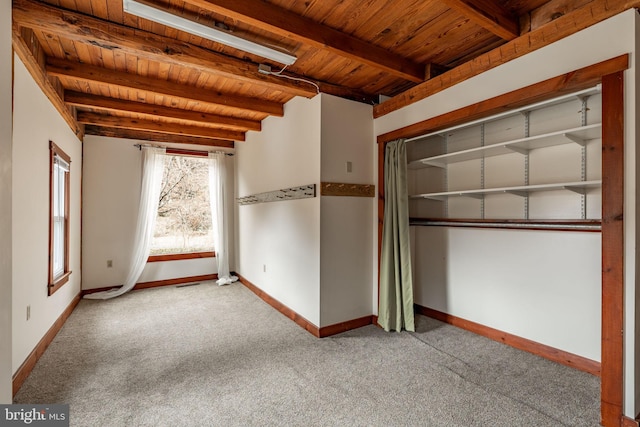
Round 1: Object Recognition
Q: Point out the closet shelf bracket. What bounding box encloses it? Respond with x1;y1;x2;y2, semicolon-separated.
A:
563;133;587;146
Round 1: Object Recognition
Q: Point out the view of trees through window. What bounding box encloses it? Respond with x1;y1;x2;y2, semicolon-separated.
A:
150;155;214;255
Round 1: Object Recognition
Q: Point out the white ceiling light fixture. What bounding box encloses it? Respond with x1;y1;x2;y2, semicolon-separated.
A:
123;0;297;65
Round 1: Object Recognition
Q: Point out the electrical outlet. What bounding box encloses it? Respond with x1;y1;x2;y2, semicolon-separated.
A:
107;260;113;268
26;305;30;321
263;264;266;273
346;161;353;173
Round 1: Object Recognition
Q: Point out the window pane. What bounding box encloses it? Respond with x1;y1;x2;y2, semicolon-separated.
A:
150;155;214;255
53;164;60;216
53;217;64;278
49;144;70;293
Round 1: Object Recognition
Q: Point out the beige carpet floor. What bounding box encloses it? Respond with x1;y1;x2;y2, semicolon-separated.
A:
14;282;600;426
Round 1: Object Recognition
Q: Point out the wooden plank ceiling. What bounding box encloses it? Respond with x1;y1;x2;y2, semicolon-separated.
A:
11;0;622;148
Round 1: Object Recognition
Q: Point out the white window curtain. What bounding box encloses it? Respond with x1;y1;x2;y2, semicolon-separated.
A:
209;152;237;286
85;146;166;300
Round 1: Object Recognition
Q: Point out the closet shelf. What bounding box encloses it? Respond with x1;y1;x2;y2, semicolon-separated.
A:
408;123;601;169
410;180;602;201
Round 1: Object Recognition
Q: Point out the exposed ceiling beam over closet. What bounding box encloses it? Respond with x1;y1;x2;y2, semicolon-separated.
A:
440;0;519;40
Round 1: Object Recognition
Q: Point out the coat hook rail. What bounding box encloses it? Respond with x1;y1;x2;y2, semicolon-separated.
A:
237;184;316;205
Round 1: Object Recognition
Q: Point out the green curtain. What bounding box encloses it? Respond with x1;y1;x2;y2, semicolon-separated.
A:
379;139;415;332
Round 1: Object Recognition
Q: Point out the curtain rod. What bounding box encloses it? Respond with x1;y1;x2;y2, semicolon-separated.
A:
133;144;234;156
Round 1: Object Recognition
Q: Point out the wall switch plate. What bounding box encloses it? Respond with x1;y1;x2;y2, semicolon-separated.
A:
26;305;30;321
107;260;113;268
263;264;266;273
346;161;353;173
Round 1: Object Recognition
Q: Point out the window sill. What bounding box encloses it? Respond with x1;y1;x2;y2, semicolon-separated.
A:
147;252;216;263
48;271;72;296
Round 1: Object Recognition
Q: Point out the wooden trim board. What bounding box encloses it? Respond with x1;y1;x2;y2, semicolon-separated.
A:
415;304;601;376
318;316;374;338
320;182;375;198
147;252;215;263
237;274;321;337
600;70;625;427
12;293;81;396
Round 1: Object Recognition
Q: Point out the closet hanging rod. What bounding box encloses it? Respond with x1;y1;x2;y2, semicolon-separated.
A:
406;84;601;143
133;143;234;156
409;218;601;231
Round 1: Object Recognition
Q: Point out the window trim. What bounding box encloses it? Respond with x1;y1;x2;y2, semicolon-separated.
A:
48;141;71;296
150;151;215;258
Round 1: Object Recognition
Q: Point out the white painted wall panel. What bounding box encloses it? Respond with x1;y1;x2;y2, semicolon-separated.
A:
412;226;601;361
236;96;322;325
0;2;12;402
12;55;83;374
82;136;140;289
319;94;374;327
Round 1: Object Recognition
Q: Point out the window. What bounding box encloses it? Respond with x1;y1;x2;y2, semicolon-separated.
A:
150;154;214;257
48;142;71;295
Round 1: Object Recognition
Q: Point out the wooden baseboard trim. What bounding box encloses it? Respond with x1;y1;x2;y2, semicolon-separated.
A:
12;292;82;396
236;274;374;338
415;304;601;377
237;274;321;337
319;315;374;338
621;415;640;427
81;274;218;296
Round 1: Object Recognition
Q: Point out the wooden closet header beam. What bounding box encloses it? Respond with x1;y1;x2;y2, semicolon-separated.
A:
376;54;629;144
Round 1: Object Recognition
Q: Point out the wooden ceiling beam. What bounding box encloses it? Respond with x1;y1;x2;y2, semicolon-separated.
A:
65;91;261;132
185;0;426;83
12;27;83;138
374;0;640;117
440;0;519;40
46;57;283;116
77;111;246;141
12;0;317;98
84;125;235;148
520;0;593;33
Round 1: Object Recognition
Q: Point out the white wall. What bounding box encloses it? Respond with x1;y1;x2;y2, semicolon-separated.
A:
374;9;638;415
236;96;322;325
0;0;12;403
82;135;235;290
411;227;601;359
319;94;374;326
236;94;378;328
12;55;83;374
635;13;640;417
